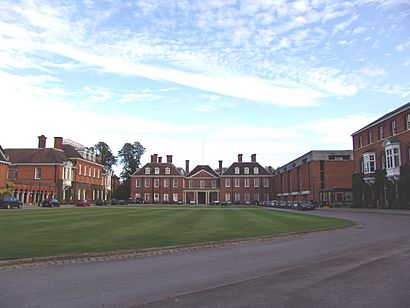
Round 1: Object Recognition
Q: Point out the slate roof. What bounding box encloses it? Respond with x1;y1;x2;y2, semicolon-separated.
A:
221;162;271;176
352;102;410;136
62;144;84;159
5;148;69;164
186;165;219;178
132;162;184;176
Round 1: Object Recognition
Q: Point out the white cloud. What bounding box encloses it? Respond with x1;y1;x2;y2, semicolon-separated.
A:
396;41;410;52
359;67;386;77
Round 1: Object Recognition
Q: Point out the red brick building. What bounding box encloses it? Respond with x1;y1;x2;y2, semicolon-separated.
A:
219;154;274;204
5;135;112;205
351;102;410;207
130;153;274;204
275;150;354;205
130;154;185;204
0;146;9;189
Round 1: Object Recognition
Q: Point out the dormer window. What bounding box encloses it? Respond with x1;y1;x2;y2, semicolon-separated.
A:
165;167;170;175
235;167;240;174
254;167;259;175
244;167;249;174
155;167;160;174
363;152;376;174
145;167;150;174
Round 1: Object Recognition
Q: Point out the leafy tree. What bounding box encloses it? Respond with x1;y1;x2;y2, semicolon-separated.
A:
94;142;117;169
118;141;145;180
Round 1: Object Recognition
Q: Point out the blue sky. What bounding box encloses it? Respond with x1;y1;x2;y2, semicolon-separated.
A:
1;0;409;173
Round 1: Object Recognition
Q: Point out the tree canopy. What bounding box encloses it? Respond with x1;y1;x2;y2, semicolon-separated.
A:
118;141;145;180
93;141;117;169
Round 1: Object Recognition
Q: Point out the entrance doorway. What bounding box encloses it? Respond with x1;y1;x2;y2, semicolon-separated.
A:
198;192;206;204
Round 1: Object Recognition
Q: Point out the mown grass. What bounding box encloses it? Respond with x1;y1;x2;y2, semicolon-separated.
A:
0;207;353;260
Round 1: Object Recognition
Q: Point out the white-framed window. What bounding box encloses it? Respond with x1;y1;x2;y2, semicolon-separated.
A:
165;167;170;175
145;167;150;174
368;131;372;144
89;167;91;177
263;178;269;187
154;179;159;188
154;193;159;202
212;180;216;189
200;180;205;189
144;193;150;202
164;179;169;188
164;194;169;202
407;114;410;130
254;167;259;174
379;126;384;140
188;180;193;188
392;120;397;135
254;193;260;201
264;193;269;201
78;189;81;200
359;135;363;147
386;146;401;169
254;178;260;187
155;167;160;174
234;178;240;187
225;178;230;187
235;193;240;202
363;152;376;174
97;169;100;178
135;193;140;200
173;179;178;188
84;165;87;176
244;178;250;187
78;164;82;175
136;179;141;187
244;167;249;174
35;167;41;179
145;179;150;187
225;193;231;202
244;193;250;202
235;167;240;175
381;154;386;169
173;193;178;202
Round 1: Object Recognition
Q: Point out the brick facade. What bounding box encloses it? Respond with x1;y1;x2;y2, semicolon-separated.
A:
275;151;354;205
0;146;9;189
131;154;275;205
351;102;410;206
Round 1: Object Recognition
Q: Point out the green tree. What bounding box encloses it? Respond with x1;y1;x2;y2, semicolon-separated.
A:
93;142;117;169
118;141;145;180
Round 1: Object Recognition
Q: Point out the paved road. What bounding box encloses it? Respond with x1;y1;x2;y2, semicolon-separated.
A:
1;209;410;308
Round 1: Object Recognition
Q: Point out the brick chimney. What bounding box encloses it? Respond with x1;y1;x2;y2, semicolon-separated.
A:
153;154;158;163
150;155;154;163
185;160;190;174
54;137;63;150
38;135;47;148
158;157;162;163
251;154;256;162
238;154;243;163
219;160;223;172
167;155;173;163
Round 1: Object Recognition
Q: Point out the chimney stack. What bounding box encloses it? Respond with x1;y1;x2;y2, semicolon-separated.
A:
219;160;223;172
238;154;243;163
158;157;162;163
38;135;47;148
151;155;154;163
251;154;256;163
166;155;173;163
54;137;63;150
185;160;190;174
153;154;158;163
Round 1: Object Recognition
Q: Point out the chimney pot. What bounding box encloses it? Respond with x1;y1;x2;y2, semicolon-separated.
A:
185;160;190;174
158;157;162;163
251;154;256;162
218;160;223;172
238;154;243;163
153;154;158;163
166;155;173;163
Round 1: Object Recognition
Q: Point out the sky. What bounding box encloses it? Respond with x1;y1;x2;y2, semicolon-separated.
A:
1;0;410;175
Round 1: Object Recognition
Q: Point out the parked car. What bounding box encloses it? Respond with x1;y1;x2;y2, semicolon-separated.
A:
0;195;23;209
42;198;61;207
96;199;108;206
299;201;315;211
76;200;91;207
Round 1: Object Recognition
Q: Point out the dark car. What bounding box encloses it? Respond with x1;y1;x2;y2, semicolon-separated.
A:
96;199;108;206
76;200;91;207
42;198;61;207
0;195;23;209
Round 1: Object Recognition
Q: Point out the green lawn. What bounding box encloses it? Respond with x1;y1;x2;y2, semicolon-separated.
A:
0;207;353;260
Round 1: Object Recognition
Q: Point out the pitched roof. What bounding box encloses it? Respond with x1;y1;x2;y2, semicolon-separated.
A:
352;102;410;136
0;145;8;163
221;162;271;176
5;148;69;164
62;144;83;159
186;165;219;178
132;162;184;176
